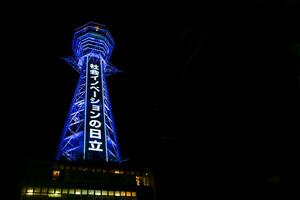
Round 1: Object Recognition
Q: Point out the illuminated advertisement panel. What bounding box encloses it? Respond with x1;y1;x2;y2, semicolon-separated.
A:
84;57;106;160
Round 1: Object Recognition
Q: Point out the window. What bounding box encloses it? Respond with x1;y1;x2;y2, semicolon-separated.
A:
88;190;94;195
132;192;137;197
62;188;68;194
102;190;107;196
75;189;81;195
115;191;120;196
34;187;41;193
95;190;101;196
108;191;114;196
52;170;60;178
82;189;87;195
27;187;33;193
55;188;61;194
136;176;142;186
121;191;126;196
69;189;75;194
48;188;55;194
126;191;131;197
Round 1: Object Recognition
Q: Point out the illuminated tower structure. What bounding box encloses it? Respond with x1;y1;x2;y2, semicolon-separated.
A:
56;22;121;162
20;22;156;200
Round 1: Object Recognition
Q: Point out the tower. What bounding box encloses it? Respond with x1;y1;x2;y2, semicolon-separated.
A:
56;22;121;162
20;22;156;200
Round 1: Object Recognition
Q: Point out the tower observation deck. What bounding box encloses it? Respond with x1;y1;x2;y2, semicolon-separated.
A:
56;22;121;162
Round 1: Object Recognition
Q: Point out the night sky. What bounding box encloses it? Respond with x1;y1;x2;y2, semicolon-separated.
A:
1;2;300;198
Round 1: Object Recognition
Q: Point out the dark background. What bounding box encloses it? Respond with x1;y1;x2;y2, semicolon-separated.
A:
1;1;299;199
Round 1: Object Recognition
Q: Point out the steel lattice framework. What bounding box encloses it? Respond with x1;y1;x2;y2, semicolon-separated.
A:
56;22;121;162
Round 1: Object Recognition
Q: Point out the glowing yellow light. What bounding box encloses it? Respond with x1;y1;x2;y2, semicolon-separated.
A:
102;190;107;195
34;187;41;193
126;191;131;196
52;170;60;177
88;190;94;195
121;191;126;196
95;190;101;195
108;191;114;196
132;192;137;197
115;191;120;196
82;189;87;195
48;188;55;194
136;176;142;186
27;187;33;193
69;189;74;194
55;190;61;194
114;170;120;174
48;194;61;198
75;189;81;195
26;192;33;195
95;26;100;31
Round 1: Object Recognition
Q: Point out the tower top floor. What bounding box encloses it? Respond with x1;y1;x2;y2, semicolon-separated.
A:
72;22;115;60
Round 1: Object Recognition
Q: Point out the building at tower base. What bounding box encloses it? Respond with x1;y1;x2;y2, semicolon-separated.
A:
20;160;156;200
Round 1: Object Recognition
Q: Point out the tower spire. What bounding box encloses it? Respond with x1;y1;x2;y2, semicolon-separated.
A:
56;22;121;162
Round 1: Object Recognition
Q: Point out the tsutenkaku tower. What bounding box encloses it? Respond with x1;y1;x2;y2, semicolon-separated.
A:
56;22;121;162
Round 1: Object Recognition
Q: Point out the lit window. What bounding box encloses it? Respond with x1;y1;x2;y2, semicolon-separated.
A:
95;190;101;195
132;192;137;197
88;190;94;195
52;170;60;178
102;190;107;196
82;189;87;195
34;187;41;193
48;188;55;194
136;176;142;186
62;188;68;194
114;170;120;174
108;191;114;196
121;191;126;196
75;189;81;195
126;191;131;196
27;187;33;193
48;193;61;198
115;191;120;196
41;187;48;193
69;189;75;194
55;188;61;194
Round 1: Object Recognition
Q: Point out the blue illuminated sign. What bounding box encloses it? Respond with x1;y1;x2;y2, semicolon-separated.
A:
84;57;106;160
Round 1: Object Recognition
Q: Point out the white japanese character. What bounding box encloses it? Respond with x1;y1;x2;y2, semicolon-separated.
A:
88;140;103;152
89;129;101;139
